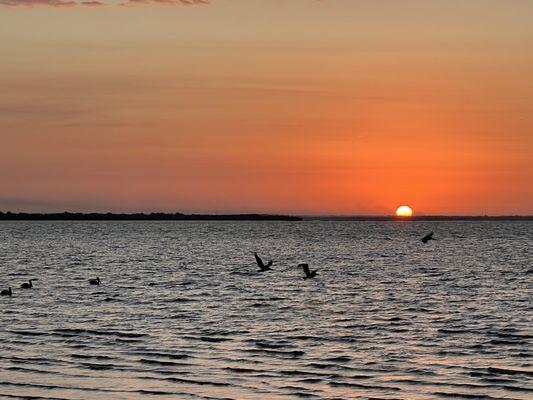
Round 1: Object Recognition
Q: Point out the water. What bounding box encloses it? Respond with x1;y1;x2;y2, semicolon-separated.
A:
0;221;531;400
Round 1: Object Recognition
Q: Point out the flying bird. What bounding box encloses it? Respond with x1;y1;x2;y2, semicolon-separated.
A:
89;277;101;285
421;232;436;244
1;287;12;296
254;253;273;272
299;263;317;279
20;279;36;289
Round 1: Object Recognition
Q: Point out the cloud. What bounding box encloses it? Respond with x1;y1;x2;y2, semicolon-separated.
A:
80;0;105;5
0;0;77;6
125;0;209;4
0;0;210;6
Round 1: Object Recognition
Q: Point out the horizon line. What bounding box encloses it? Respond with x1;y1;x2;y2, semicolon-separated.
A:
0;211;532;221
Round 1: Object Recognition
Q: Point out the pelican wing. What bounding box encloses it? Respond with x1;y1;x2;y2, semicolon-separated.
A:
254;253;265;268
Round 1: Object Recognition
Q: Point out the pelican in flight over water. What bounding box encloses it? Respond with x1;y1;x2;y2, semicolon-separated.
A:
421;232;436;244
254;253;273;272
89;277;101;285
1;287;12;296
21;279;36;289
299;263;317;279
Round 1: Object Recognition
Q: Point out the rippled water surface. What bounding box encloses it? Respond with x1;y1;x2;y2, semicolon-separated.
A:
0;221;532;400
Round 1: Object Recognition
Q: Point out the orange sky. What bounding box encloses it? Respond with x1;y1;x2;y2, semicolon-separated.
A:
0;0;532;215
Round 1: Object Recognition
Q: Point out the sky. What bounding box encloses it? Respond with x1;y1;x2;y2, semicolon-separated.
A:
0;0;532;215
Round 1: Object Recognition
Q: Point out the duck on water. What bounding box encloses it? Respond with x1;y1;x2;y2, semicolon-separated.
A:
21;279;36;289
89;277;101;285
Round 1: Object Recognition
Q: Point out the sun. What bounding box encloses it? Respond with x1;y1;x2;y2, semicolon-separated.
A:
396;205;413;217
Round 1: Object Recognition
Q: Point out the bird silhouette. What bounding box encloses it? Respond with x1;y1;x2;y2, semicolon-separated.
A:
1;287;12;296
299;263;317;279
421;232;436;244
89;277;101;285
254;253;273;272
20;279;35;289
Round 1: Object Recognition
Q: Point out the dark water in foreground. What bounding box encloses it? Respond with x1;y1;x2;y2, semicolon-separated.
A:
0;221;531;400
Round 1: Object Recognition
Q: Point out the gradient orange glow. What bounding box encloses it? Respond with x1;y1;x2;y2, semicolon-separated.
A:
0;1;532;215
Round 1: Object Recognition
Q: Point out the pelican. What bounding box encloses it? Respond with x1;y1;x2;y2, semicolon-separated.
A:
20;279;36;289
299;263;317;279
89;277;101;285
421;232;436;244
1;287;12;296
254;253;273;272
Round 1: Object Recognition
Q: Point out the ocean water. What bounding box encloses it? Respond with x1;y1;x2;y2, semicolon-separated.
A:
0;221;531;400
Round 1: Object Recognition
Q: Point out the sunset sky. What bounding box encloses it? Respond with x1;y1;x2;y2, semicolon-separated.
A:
1;0;532;215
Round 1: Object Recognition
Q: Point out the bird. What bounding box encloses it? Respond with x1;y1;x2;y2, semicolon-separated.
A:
1;287;12;296
254;253;273;272
89;277;101;285
421;232;436;244
20;279;35;289
299;263;317;279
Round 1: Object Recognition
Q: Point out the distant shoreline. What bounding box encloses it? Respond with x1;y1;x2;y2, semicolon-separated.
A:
0;212;531;221
0;212;301;221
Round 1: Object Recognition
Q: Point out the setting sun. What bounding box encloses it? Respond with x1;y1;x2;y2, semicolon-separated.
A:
396;205;413;217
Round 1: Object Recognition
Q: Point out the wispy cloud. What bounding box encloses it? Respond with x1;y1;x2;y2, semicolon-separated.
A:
0;0;210;6
0;0;77;6
125;0;209;5
80;0;105;6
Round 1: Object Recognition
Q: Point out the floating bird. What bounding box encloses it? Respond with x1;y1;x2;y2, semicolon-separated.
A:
20;279;36;289
254;253;273;272
89;277;101;285
1;287;12;296
299;263;317;279
421;232;436;244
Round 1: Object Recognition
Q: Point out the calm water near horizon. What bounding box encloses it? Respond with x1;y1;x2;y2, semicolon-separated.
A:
0;221;531;400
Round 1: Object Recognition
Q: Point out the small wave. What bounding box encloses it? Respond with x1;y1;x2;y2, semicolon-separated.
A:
7;330;49;337
130;352;191;360
145;376;231;387
0;393;71;400
489;339;526;346
433;392;501;399
8;356;62;366
70;354;115;360
5;366;62;375
252;340;291;349
223;366;262;374
139;359;190;367
104;297;120;302
323;356;351;363
136;389;194;396
80;362;117;370
487;367;533;377
165;297;196;303
296;378;323;384
244;349;305;358
52;328;148;339
329;381;400;391
199;336;233;343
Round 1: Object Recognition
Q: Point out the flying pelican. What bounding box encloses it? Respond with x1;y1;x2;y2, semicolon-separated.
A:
299;263;317;279
20;279;36;289
89;277;101;285
421;232;436;244
1;287;12;296
254;253;273;272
